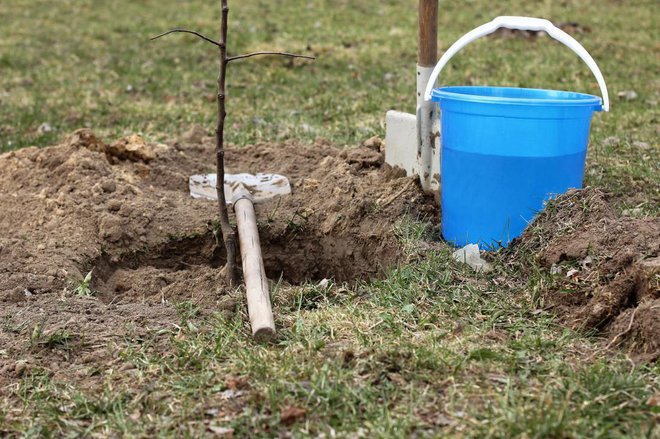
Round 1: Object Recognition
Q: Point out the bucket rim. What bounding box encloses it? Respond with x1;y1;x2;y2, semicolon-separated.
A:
431;86;602;109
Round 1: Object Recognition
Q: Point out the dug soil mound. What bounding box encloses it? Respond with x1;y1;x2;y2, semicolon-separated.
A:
0;130;435;385
511;188;659;361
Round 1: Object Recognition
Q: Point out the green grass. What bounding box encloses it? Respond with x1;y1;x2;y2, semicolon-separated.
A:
72;271;95;297
3;222;658;437
1;0;656;205
1;0;659;437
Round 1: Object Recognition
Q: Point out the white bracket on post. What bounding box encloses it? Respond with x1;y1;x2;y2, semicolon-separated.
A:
416;64;441;192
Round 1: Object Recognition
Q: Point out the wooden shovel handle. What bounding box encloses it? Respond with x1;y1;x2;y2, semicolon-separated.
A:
418;0;438;67
234;197;276;340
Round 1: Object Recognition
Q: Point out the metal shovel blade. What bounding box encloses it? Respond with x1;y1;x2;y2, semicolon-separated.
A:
189;173;291;204
385;110;418;176
384;64;441;193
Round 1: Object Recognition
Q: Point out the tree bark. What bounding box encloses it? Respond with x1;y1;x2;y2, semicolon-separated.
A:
215;0;239;286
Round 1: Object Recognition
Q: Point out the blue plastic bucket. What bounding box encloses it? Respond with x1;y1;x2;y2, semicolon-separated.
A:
423;16;609;248
431;86;602;248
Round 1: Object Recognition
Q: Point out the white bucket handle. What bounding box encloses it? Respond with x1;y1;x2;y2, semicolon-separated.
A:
423;16;610;111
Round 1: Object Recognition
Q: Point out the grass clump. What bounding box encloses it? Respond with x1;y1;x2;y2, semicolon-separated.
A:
73;271;95;297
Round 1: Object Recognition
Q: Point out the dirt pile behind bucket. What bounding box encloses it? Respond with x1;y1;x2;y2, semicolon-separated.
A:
510;188;659;361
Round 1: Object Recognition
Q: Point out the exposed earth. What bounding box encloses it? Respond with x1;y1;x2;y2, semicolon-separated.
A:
0;130;657;394
0;129;435;388
510;188;659;362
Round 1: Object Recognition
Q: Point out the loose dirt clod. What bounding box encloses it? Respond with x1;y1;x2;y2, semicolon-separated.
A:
0;130;435;386
510;188;660;361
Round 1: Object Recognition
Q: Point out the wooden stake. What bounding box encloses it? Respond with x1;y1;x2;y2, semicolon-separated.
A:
418;0;438;67
233;185;276;340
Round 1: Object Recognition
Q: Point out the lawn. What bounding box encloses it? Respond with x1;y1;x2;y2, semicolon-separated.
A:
0;0;658;437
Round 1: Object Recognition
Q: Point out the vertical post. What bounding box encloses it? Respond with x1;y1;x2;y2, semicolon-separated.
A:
418;0;438;68
417;0;440;193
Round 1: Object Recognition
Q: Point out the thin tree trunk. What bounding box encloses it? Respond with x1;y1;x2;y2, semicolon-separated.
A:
151;0;313;288
215;0;239;286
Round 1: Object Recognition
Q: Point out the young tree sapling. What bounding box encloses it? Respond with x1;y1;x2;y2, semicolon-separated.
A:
152;0;314;285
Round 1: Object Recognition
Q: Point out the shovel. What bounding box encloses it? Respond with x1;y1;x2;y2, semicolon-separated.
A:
385;0;440;193
190;172;291;339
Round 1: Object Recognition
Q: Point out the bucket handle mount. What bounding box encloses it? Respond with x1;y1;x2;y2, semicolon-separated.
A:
423;16;610;111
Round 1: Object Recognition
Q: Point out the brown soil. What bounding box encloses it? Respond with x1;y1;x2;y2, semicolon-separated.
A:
2;128;655;394
511;188;660;361
0;130;435;387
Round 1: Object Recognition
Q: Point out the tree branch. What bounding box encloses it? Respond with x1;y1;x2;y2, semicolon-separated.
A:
227;51;315;62
151;28;222;47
